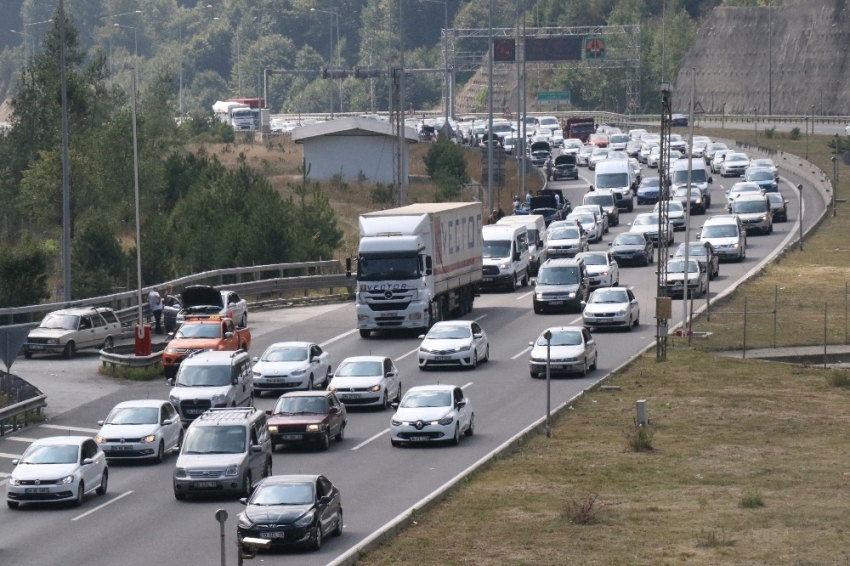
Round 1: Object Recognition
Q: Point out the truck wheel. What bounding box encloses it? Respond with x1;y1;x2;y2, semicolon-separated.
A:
24;351;32;359
359;329;371;338
510;275;517;292
521;272;529;287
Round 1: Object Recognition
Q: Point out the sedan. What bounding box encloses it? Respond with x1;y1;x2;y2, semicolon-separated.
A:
267;391;347;451
767;192;789;222
573;204;609;233
252;342;332;393
546;225;588;258
629;213;674;247
639;142;658;164
327;356;402;409
670;187;707;215
561;139;584;155
176;286;249;328
7;437;108;508
711;149;734;173
582;287;640;330
95;400;183;462
588;147;610;170
749;158;778;179
236;474;342;551
636;177;660;204
418;321;489;370
528;326;597;378
390;385;474;446
565;213;601;244
704;142;728;163
725;182;764;211
609;232;654;266
673;241;720;280
720;153;750;177
744;167;779;192
664;258;707;298
576;251;620;287
577;145;594;166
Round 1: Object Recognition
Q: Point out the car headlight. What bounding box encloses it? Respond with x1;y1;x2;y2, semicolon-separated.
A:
357;315;369;321
616;310;628;316
535;293;544;300
58;475;75;485
252;370;263;377
499;262;510;269
175;467;187;478
237;515;254;529
760;215;768;221
601;271;609;276
225;465;239;477
291;368;308;377
95;435;106;444
294;511;316;527
268;425;278;433
8;477;22;486
419;347;430;353
529;254;535;261
306;425;320;432
438;414;454;426
731;243;739;248
458;344;471;351
369;385;381;392
569;292;576;298
47;338;61;345
165;348;177;354
140;434;156;444
169;394;180;406
391;419;402;427
409;312;422;320
211;392;227;404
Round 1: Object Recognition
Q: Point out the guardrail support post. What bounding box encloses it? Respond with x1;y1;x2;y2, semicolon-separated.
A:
773;285;778;348
742;296;748;359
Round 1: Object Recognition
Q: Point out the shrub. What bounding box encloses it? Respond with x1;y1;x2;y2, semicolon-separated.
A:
764;127;775;139
371;183;394;205
827;369;850;388
789;127;801;140
696;528;735;548
98;365;163;381
624;424;654;452
561;494;599;525
740;487;764;508
330;172;350;193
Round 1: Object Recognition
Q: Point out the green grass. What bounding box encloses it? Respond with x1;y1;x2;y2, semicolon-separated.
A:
97;364;163;381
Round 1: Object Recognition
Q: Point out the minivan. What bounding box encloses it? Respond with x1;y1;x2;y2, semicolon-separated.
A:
168;350;255;424
594;159;634;211
698;215;747;262
481;224;530;291
730;194;772;234
497;214;547;275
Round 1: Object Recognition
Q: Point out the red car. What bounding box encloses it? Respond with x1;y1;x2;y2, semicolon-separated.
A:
266;391;347;451
588;133;609;148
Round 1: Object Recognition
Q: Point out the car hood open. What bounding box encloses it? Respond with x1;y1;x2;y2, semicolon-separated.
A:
181;286;224;310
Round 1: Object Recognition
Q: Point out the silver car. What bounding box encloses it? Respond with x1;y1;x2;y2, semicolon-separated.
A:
528;326;598;378
96;400;183;462
418;321;490;370
328;356;402;409
582;287;640;330
575;251;620;287
252;341;332;393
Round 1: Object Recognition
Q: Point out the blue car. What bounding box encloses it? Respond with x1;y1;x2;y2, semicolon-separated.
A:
636;177;660;204
744;168;778;192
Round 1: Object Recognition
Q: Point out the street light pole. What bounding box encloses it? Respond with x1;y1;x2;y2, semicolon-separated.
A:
9;29;35;66
59;0;72;301
768;0;772;115
487;0;494;213
131;66;143;329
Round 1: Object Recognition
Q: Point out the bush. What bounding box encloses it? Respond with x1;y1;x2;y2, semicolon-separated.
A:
740;487;764;508
330;172;350;193
98;365;164;381
0;235;52;308
624;423;654;452
764;127;775;139
696;528;735;548
371;183;394;205
789;127;801;140
561;494;599;525
827;369;850;388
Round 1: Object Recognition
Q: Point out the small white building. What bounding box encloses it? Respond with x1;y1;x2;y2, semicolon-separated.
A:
292;117;418;184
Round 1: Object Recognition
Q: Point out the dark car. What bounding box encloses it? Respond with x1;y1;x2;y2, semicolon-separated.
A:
538;189;572;216
767;192;788;222
552;154;579;181
237;474;343;551
267;391;347;451
673;241;719;280
609;232;654;266
671;114;689;127
530;141;552;167
532;258;590;314
636;177;660;205
530;195;562;225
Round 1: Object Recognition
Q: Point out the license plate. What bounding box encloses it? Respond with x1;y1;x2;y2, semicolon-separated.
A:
341;394;361;399
409;436;430;441
549;301;563;306
435;356;453;361
282;434;303;441
551;365;565;369
111;445;133;451
483;277;493;282
185;409;205;415
25;488;49;494
260;531;287;539
194;481;218;488
380;312;397;317
28;344;44;350
264;378;283;383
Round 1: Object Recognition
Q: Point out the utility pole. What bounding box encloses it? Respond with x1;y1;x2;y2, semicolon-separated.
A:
768;0;772;115
487;0;494;213
657;82;673;361
683;69;695;336
59;0;72;301
398;0;407;206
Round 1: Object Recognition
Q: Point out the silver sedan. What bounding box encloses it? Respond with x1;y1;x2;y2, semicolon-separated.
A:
419;321;490;370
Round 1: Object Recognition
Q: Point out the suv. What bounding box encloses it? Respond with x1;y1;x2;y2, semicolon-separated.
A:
698;215;747;262
173;407;272;500
168;350;255;424
23;307;123;359
730;194;773;235
532;258;590;314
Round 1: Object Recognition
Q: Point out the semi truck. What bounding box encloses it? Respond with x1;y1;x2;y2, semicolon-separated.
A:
562;117;595;143
350;203;484;338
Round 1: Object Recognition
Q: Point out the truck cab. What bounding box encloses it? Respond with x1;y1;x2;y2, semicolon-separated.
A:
481;224;530;291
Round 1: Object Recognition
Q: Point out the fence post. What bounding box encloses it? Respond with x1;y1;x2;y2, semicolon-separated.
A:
773;285;778;348
743;296;748;359
845;281;848;346
824;302;828;369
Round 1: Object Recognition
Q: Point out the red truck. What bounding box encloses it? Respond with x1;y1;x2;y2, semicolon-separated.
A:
562;117;596;143
162;316;251;379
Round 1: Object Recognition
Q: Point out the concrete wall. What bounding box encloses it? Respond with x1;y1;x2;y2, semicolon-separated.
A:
673;0;850;115
302;134;406;184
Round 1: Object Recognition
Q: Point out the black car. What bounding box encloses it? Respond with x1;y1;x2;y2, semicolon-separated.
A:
237;474;342;551
537;188;572;217
767;192;788;222
609;232;654;266
530;195;563;225
673;241;719;280
671;114;689;127
530;141;552;167
551;154;579;181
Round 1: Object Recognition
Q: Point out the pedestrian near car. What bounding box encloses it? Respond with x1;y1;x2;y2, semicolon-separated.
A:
497;206;505;220
148;286;163;334
526;191;532;203
554;193;561;208
489;209;499;224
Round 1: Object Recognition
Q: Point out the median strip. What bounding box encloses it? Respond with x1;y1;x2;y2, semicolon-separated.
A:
350;428;390;451
71;491;133;522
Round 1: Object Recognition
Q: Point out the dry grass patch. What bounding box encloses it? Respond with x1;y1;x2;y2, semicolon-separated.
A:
359;350;850;566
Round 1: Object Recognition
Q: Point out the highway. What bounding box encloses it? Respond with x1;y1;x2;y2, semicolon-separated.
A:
0;153;825;566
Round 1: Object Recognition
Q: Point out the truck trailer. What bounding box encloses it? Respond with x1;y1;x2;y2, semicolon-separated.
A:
351;203;484;337
562;117;595;143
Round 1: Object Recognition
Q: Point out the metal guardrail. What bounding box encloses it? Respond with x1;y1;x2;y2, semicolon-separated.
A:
0;372;46;437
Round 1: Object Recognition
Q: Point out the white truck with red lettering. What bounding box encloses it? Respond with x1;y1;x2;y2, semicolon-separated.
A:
350;203;484;338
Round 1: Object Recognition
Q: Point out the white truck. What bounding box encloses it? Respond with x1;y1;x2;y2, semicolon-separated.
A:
211;100;255;131
350;203;484;338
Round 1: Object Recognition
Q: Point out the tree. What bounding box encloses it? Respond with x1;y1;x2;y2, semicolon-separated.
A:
0;235;52;308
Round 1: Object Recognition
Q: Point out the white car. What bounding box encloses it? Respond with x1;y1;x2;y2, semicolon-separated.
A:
629;213;674;247
653;200;686;231
725;182;764;211
711;149;734;173
588;147;610;170
566;212;601;244
176;286;249;328
573;204;609;233
251;341;332;393
547;224;589;258
528;326;598;378
628;128;648;140
23;307;123;359
575;251;619;287
582;287;640;330
418;321;489;370
561;139;584;156
720;153;750;177
748;158;778;179
328;356;402;409
7;436;108;509
95;400;183;462
845;123;849;136
639;142;658;164
390;385;473;446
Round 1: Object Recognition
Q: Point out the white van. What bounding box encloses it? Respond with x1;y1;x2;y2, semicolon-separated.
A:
481;224;530;291
594;159;634;212
497;214;547;275
671;158;713;208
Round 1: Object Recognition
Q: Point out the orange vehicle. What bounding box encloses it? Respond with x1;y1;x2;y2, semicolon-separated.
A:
162;316;251;379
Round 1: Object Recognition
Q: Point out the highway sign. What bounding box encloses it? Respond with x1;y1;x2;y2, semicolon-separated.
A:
537;91;571;103
583;37;606;60
693;101;706;115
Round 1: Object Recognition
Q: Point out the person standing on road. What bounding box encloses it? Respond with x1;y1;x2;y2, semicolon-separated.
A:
149;286;163;334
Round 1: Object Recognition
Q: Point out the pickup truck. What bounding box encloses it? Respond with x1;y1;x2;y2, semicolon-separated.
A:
162;316;251;379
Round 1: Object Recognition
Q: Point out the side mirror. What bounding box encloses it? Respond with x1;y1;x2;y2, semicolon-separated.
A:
607;242;612;246
328;406;339;414
167;378;175;386
386;372;395;378
167;332;175;338
345;257;352;278
456;400;467;409
418;335;426;340
513;252;521;262
473;333;483;339
97;420;104;426
11;459;19;466
239;498;248;505
528;341;534;347
82;458;93;465
231;377;239;386
251;445;262;453
425;256;433;276
319;495;333;505
587;339;595;345
252;356;258;362
264;409;272;415
725;190;730;195
580;301;587;309
225;332;234;338
162;418;175;426
695;234;701;240
531;280;536;286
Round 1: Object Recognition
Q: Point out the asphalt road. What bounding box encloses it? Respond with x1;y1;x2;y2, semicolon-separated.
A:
0;154;824;566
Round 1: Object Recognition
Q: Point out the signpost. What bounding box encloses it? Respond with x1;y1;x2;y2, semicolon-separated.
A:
537;91;571;104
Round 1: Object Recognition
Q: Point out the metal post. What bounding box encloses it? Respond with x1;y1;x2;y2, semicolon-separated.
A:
487;0;494;213
215;509;228;566
236;23;241;97
657;82;673;361
706;270;711;321
805;116;809;160
329;15;333;117
845;281;848;345
544;329;551;437
683;69;695;335
515;0;521;171
131;69;143;329
399;0;406;205
824;302;828;369
443;0;449;126
721;102;725;129
520;8;527;197
59;0;72;301
742;296;747;359
833;135;839;217
798;184;804;250
179;23;183;123
754;107;758;144
768;0;772;115
773;284;778;348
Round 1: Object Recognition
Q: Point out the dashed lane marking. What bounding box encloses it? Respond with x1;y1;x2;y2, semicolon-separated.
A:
351;429;390;451
71;491;134;522
41;424;100;434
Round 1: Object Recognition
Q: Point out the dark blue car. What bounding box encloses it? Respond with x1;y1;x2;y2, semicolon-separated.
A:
744;168;778;192
636;177;660;204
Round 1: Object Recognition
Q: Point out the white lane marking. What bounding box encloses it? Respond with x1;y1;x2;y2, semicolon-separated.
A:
4;436;37;443
516;291;534;300
0;453;23;459
0;472;10;478
569;316;583;324
41;424;100;434
319;328;359;348
351;428;390;451
511;346;532;360
461;382;473;389
71;490;134;522
473;314;488;321
394;348;419;362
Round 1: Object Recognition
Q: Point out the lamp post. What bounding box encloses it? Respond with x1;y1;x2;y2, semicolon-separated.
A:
9;29;35;65
543;329;552;438
59;0;72;301
20;18;53;59
130;65;143;331
768;0;772;115
754;107;758;144
798;183;804;250
311;7;338;117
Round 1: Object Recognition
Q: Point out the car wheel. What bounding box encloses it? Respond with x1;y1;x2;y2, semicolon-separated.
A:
591;354;598;371
23;351;32;359
510;274;517;291
242;472;253;498
359;329;371;338
74;482;85;507
307;376;314;391
634;313;640;327
309;522;323;551
264;459;272;478
174;488;186;501
521;272;529;287
156;440;165;463
325;367;333;387
580;360;588;377
241;313;248;328
333;509;343;537
471;351;478;370
394;383;402;403
176;430;184;453
465;414;475;437
450;423;460;446
319;431;330;451
7;501;19;509
484;345;490;362
534;303;542;314
335;422;346;442
381;390;389;410
102;336;114;350
96;470;108;496
530;371;538;378
391;440;403;447
63;341;76;360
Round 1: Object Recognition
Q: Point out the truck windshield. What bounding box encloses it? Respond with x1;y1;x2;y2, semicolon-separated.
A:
596;173;629;189
358;254;420;281
175;324;221;339
483;240;512;259
672;169;707;184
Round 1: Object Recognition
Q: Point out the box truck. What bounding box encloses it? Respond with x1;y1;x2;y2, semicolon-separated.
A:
350;203;484;337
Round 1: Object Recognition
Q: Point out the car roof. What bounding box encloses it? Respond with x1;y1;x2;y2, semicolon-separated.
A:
407;384;457;393
432;321;473;328
735;194;768;202
182;350;247;366
278;390;334;399
262;474;319;485
113;399;168;409
266;341;312;349
339;356;387;363
538;326;583;334
47;307;112;316
32;436;88;446
542;258;583;268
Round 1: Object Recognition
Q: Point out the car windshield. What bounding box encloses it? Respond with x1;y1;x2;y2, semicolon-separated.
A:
640;178;660;188
564;141;582;149
250;483;314;506
537;331;583;346
590;290;629;304
358;254;419;281
672;169;707;184
752;160;774;168
708;144;727;151
537;267;580;285
727;155;747;162
677;245;708;257
674;189;701;199
577;254;607;266
549;228;580;240
633;215;658;226
656;202;684;213
401;390;452;408
175;324;221;339
105;407;159;425
591;148;608;156
733;200;768;214
732;186;761;196
768;193;784;203
747;170;774;181
615;234;647;246
20;444;78;465
38;313;79;330
483;240;512;259
427;326;472;339
668;260;700;273
610;135;629;144
176;365;231;387
262;347;308;362
585;193;616;206
702;225;739;238
335;361;382;377
273;396;328;415
182;425;246;455
569;215;594;226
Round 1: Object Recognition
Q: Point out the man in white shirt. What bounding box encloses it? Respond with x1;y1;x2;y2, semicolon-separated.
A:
148;286;163;334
